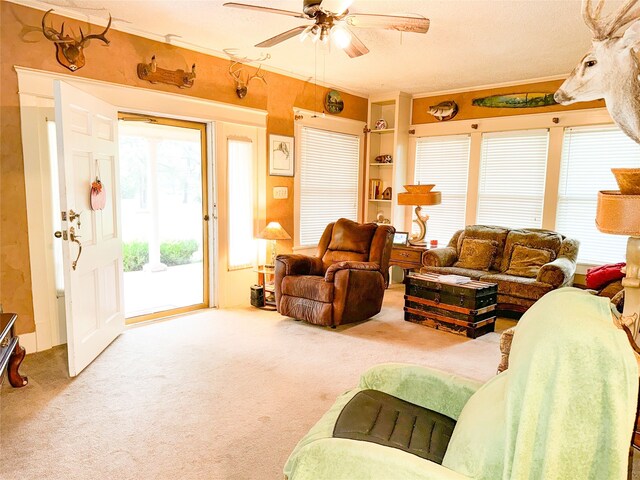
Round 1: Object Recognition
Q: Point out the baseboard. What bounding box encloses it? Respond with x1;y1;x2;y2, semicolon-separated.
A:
19;332;37;354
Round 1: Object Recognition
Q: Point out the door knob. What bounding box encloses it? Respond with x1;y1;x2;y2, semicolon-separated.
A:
54;231;62;238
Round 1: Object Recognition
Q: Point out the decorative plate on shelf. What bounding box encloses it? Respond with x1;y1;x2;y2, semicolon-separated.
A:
374;118;388;130
324;90;344;114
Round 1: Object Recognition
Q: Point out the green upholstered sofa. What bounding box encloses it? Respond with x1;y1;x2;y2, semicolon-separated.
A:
421;225;579;314
283;289;638;480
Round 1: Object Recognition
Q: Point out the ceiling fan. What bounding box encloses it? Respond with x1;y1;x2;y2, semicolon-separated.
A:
223;0;430;58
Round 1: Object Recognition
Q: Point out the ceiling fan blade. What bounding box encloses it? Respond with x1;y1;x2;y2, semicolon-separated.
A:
223;2;305;19
255;25;308;48
319;0;353;15
343;29;369;58
345;13;430;34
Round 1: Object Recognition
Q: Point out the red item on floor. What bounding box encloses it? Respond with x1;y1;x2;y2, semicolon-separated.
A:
586;262;626;290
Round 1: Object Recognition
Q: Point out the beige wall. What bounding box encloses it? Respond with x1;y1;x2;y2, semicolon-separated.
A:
412;79;605;125
0;2;368;334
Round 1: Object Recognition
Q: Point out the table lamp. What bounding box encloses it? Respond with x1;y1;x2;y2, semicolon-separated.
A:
397;184;442;246
595;168;640;346
258;221;291;268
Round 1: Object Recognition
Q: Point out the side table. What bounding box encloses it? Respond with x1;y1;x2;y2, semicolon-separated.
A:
254;266;277;310
389;245;428;276
1;313;28;388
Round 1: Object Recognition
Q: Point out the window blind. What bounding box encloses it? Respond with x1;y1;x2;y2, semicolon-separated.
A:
299;126;360;246
227;139;256;269
414;134;470;245
556;125;640;264
477;129;548;228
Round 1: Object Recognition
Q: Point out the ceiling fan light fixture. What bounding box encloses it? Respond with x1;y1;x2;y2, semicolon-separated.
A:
319;25;330;43
300;24;319;42
331;24;352;49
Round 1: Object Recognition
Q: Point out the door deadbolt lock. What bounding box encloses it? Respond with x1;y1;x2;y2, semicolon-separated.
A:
54;230;68;240
69;209;82;229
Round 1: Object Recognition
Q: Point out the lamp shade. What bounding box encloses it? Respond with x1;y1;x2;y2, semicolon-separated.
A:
596;191;640;236
257;221;291;240
397;184;442;206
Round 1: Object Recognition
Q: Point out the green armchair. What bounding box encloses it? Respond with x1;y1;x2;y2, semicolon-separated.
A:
284;288;638;480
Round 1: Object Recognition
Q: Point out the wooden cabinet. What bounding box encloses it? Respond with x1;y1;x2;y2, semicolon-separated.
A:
364;93;412;231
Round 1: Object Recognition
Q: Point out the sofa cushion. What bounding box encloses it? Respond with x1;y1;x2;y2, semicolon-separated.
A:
281;275;334;303
421;266;494;280
505;244;553;278
454;238;498;271
327;218;377;254
500;229;562;272
457;225;510;271
333;389;456;464
480;273;554;301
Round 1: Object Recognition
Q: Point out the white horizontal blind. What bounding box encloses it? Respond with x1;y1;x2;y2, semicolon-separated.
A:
477;129;548;228
415;135;470;245
228;139;256;269
556;125;640;264
299;126;360;246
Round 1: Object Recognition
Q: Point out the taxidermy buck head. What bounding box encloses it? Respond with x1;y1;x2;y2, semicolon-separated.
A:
228;62;267;99
555;0;640;144
41;9;111;72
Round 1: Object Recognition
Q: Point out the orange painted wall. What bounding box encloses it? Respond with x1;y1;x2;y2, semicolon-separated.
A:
412;79;605;125
0;2;368;334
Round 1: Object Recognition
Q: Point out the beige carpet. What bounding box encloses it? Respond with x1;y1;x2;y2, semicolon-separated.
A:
1;286;626;479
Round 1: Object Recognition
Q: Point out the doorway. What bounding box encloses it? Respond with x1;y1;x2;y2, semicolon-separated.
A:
118;114;209;323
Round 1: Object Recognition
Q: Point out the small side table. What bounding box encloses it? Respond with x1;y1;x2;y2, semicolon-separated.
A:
254;266;277;309
1;313;28;388
389;245;428;276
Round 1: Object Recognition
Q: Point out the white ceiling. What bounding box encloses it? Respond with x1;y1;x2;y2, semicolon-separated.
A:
18;0;629;96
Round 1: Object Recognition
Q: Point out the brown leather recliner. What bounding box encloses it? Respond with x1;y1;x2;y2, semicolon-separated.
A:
275;218;395;328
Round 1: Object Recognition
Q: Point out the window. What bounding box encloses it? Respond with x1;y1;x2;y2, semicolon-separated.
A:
477;130;548;228
228;139;256;269
414;135;470;245
556;125;640;264
299;126;360;246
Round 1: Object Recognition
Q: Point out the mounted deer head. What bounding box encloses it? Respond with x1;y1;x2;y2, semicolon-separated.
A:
228;62;267;98
41;9;111;72
555;0;640;144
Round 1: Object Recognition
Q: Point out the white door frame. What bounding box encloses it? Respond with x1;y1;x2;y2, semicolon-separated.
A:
17;66;267;353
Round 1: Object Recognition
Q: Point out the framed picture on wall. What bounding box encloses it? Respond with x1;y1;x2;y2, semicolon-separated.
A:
269;134;294;177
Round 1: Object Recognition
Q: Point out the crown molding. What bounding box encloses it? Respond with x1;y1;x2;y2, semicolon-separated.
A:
411;74;569;99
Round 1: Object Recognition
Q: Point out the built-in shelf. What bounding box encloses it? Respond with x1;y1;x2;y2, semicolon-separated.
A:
369;163;393;167
370;128;395;134
369;199;392;203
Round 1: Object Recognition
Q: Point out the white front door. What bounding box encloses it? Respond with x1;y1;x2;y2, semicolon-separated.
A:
54;80;124;377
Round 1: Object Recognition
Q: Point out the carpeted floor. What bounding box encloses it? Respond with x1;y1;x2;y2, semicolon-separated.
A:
2;286;631;479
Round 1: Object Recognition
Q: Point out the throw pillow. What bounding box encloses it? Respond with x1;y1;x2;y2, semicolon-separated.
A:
505;244;553;278
454;238;498;271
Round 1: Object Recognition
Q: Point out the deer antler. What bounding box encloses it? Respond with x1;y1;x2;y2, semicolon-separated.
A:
41;9;75;43
602;0;640;36
79;14;112;46
582;0;640;40
229;61;244;82
247;65;267;85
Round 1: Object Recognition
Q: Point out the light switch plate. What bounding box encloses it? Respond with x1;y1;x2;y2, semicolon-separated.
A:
273;186;289;199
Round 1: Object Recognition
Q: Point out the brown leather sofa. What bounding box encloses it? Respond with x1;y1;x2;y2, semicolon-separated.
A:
274;218;395;327
422;225;579;314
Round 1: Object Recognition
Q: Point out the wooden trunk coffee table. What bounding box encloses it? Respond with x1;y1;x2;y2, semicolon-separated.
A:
404;273;498;338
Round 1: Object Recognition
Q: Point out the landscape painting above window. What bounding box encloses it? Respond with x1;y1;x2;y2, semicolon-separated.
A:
472;92;558;108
